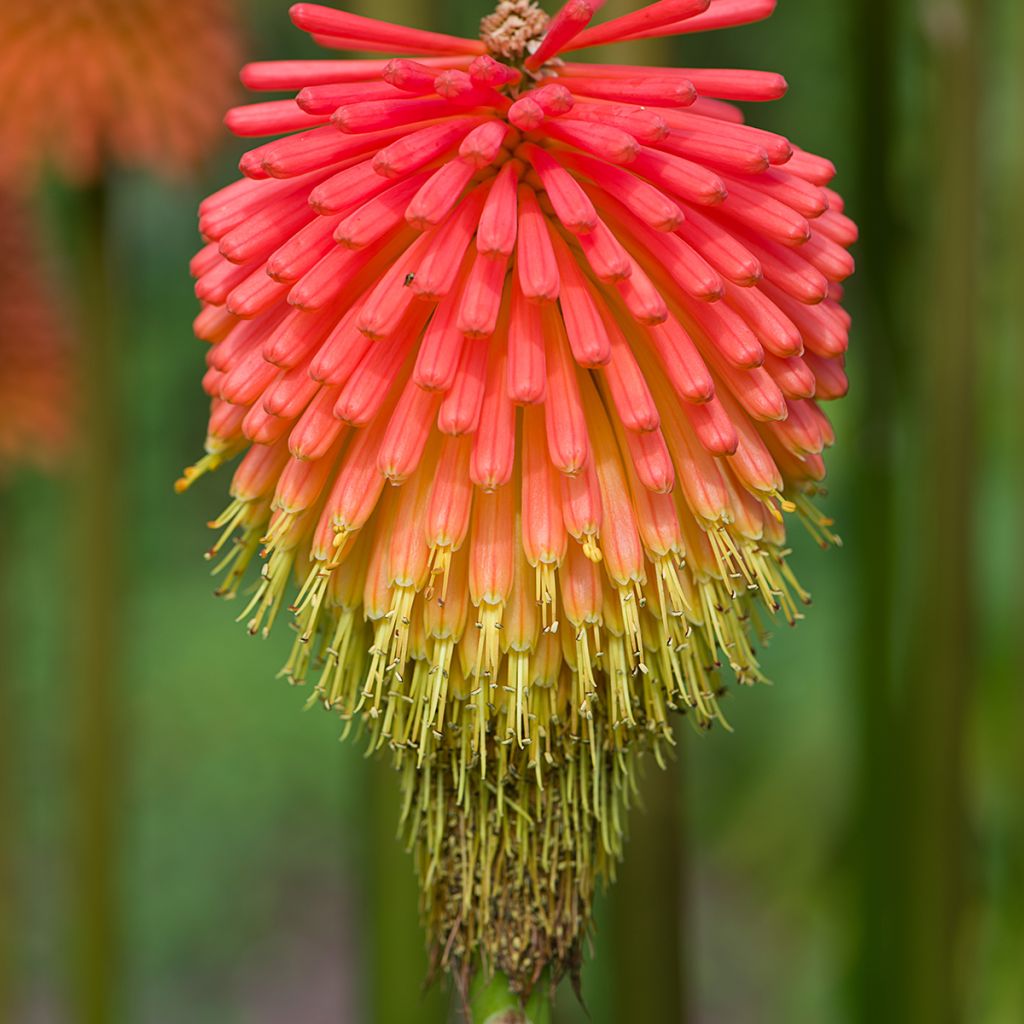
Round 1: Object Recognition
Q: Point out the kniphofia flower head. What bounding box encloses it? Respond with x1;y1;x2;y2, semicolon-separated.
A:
0;0;241;186
182;0;856;995
0;194;71;475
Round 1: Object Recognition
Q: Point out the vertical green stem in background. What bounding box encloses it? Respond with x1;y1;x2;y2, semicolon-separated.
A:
897;2;982;1022
849;0;903;1019
366;758;448;1024
607;760;685;1023
69;181;121;1024
592;15;688;1024
979;4;1024;1018
0;492;13;1019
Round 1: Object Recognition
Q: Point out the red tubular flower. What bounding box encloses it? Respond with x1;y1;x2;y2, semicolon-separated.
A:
183;0;855;992
0;195;71;475
0;0;241;185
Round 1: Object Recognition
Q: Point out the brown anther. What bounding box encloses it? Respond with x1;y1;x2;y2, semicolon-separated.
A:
480;0;549;62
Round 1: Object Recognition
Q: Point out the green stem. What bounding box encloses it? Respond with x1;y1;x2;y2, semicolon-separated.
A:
980;6;1024;1018
851;4;982;1021
469;971;551;1024
68;180;121;1024
849;0;903;1018
608;758;686;1023
366;758;448;1024
0;490;14;1019
896;3;982;1021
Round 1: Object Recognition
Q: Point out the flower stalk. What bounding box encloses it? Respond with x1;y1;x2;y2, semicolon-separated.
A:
469;970;552;1024
897;2;981;1019
68;180;121;1024
849;0;902;1014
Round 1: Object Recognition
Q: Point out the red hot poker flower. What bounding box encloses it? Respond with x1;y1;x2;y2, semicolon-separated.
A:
182;0;856;992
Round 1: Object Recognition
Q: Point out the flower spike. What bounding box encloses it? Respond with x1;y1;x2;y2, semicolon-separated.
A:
183;0;856;998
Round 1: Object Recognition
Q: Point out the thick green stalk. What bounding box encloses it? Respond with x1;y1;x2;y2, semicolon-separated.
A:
68;181;121;1024
849;0;903;1019
890;2;983;1021
979;7;1024;1019
853;2;982;1019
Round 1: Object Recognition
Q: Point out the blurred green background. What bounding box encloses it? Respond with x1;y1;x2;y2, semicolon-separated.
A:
2;0;1021;1021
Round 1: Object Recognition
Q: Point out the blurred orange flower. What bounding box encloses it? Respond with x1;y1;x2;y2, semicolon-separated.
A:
0;195;71;475
0;0;241;186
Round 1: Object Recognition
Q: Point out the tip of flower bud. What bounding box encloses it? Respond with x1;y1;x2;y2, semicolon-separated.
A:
480;0;550;62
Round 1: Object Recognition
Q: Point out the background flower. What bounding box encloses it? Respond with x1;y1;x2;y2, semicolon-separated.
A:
0;194;71;476
0;0;241;186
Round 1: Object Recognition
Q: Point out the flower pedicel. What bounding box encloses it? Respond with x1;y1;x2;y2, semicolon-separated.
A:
181;0;856;996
